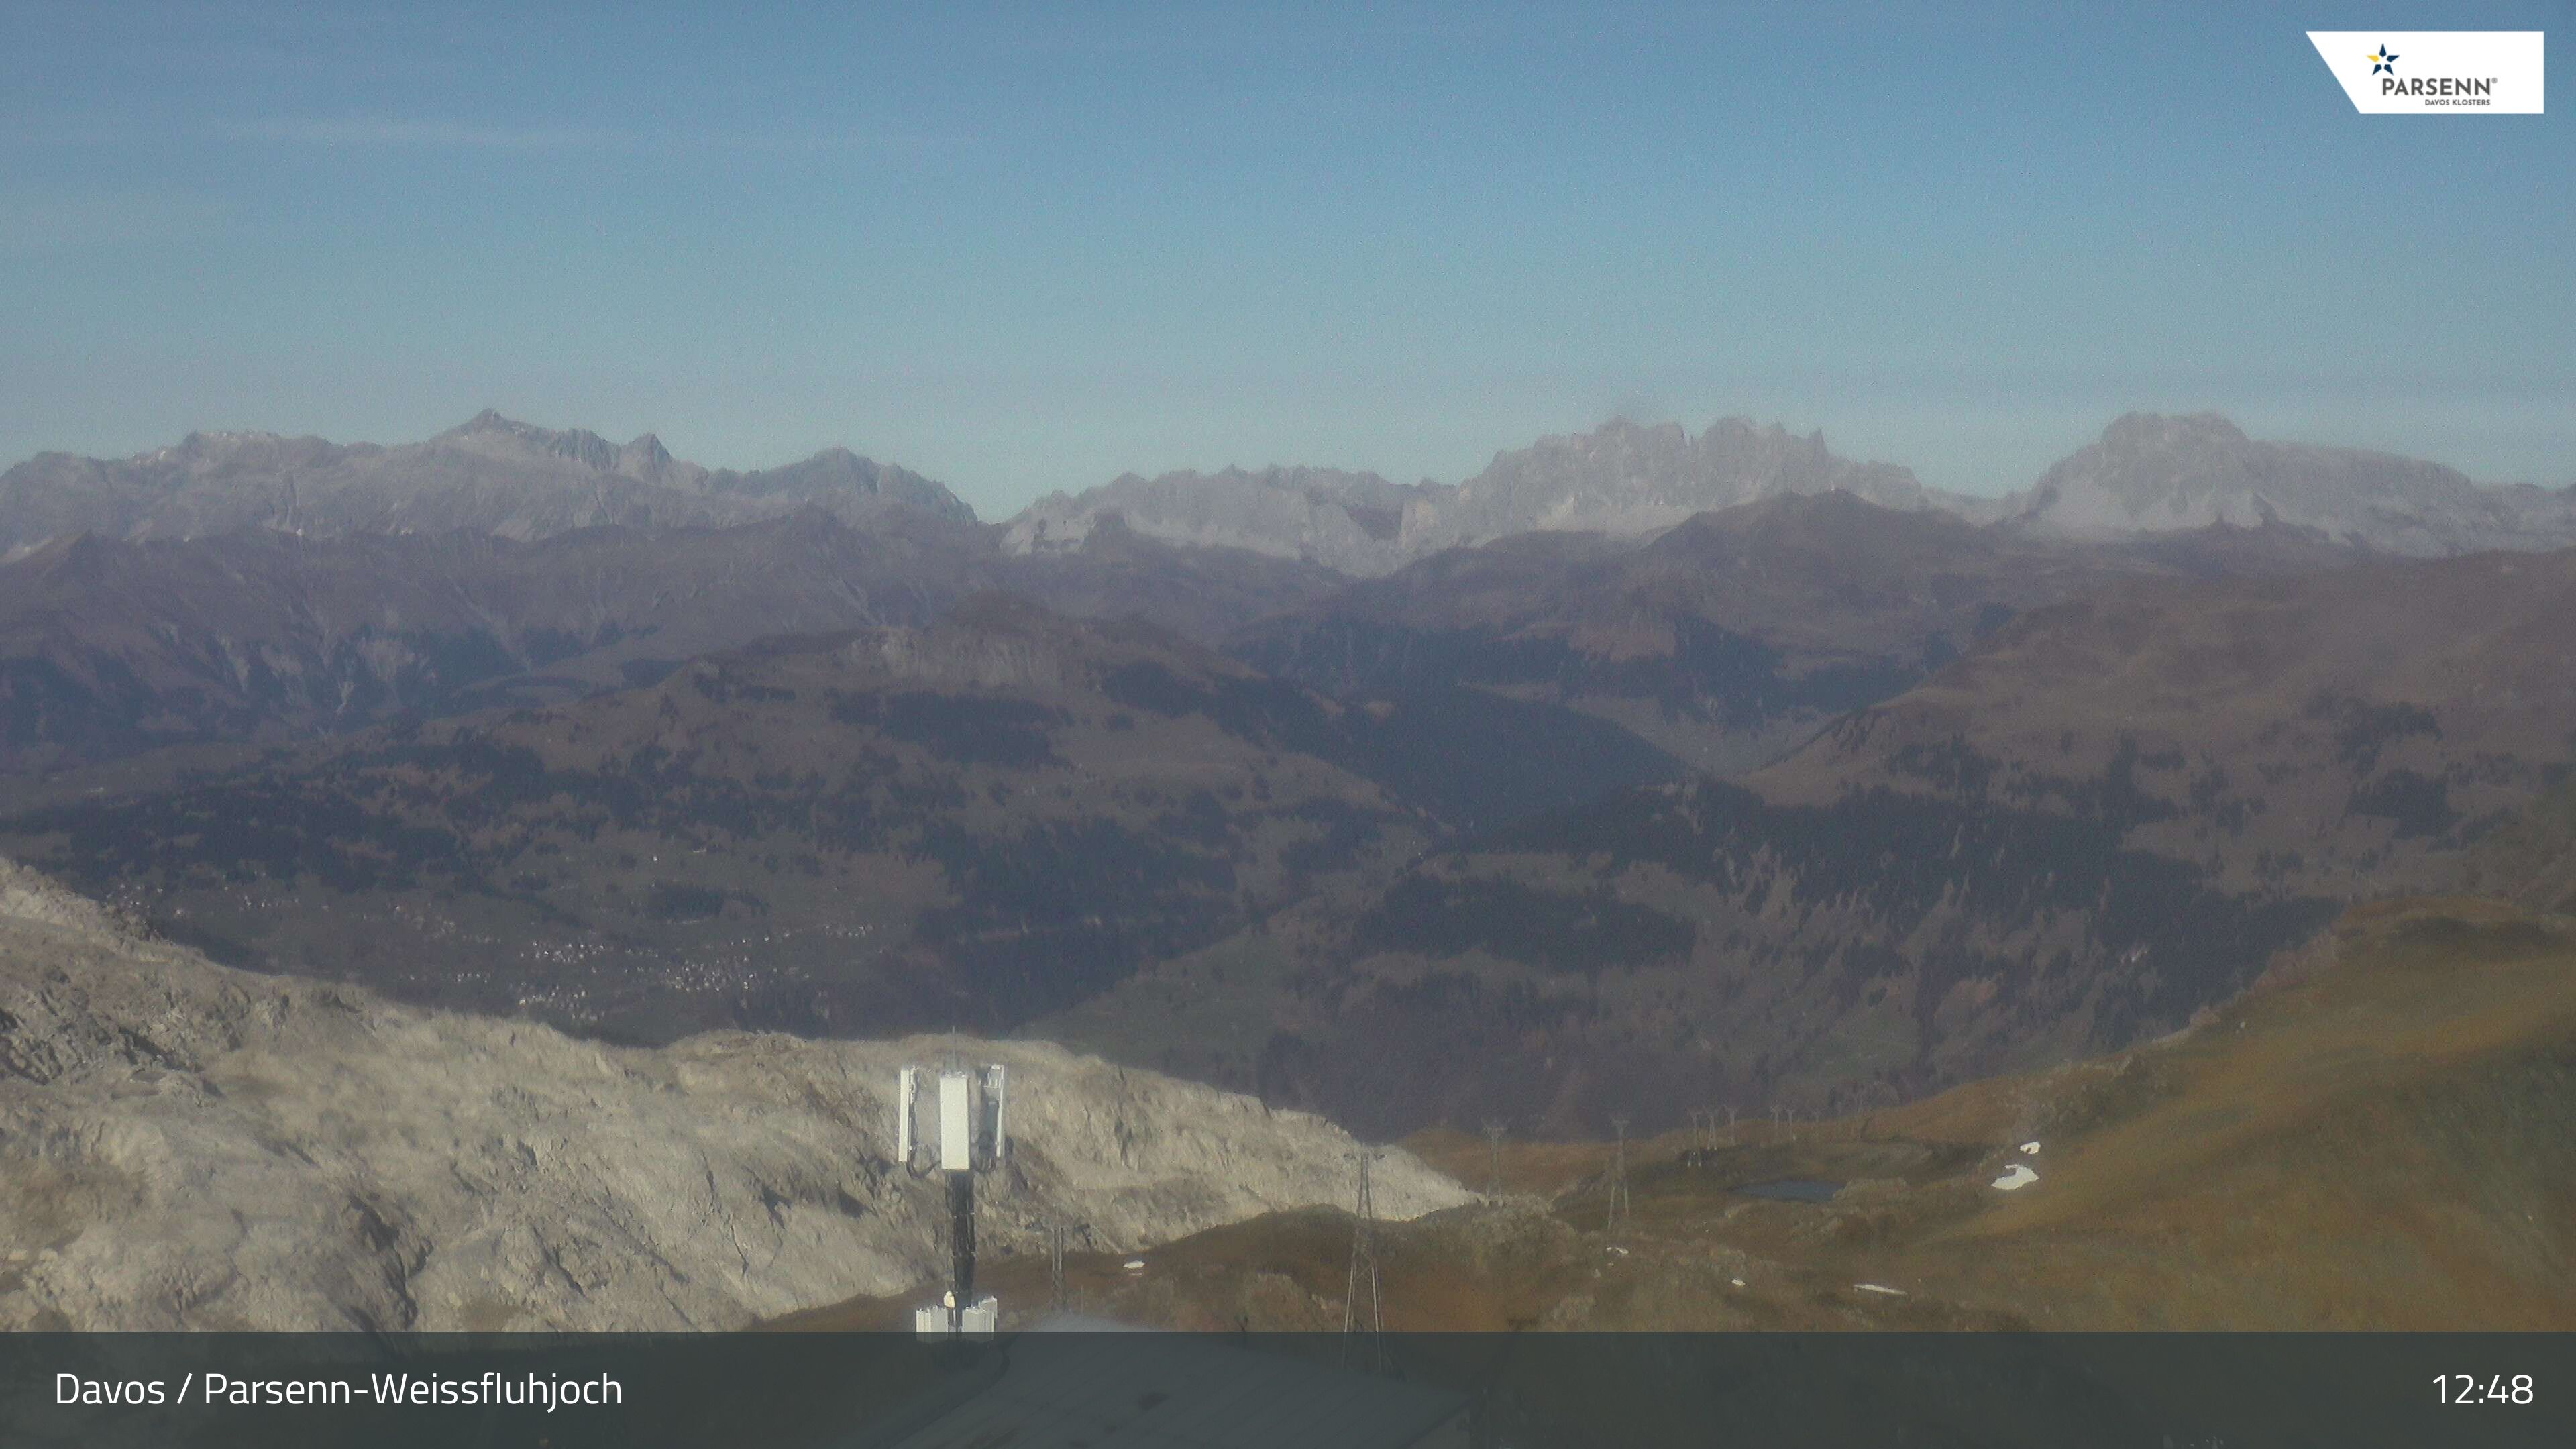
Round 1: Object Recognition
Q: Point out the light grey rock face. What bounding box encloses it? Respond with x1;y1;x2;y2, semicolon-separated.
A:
2008;413;2576;556
0;861;1466;1332
0;412;973;555
1002;466;1432;577
1397;418;1972;553
1000;421;1974;576
700;445;977;523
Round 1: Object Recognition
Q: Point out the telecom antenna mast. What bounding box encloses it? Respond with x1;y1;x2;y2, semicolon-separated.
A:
896;1062;1010;1335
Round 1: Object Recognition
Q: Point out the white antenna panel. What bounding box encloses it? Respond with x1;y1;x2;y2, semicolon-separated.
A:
938;1070;973;1173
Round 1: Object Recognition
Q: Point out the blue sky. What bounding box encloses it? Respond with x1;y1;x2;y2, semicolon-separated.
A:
3;1;2568;516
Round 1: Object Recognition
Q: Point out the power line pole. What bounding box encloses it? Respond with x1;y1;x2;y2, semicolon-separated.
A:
1049;1216;1067;1313
1605;1116;1632;1237
1482;1118;1507;1195
1343;1150;1385;1368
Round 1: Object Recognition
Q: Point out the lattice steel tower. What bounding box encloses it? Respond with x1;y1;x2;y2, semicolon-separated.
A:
1342;1150;1385;1368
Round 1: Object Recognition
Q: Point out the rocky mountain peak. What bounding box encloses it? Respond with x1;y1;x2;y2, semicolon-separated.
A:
0;417;972;551
2098;409;2251;458
998;418;1973;576
1564;416;1690;464
435;409;621;472
170;428;287;456
703;447;979;523
1399;415;1944;553
614;431;690;486
2010;413;2570;555
1001;465;1420;575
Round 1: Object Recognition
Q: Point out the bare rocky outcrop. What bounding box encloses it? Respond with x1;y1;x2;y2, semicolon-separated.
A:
0;860;1467;1331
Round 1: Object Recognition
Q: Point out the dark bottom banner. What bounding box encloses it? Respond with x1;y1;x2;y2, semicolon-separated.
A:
3;1329;2569;1447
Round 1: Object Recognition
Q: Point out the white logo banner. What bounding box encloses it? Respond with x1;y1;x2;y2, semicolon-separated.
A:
2307;31;2544;113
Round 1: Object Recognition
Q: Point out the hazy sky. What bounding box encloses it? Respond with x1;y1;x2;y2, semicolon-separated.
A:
4;1;2569;517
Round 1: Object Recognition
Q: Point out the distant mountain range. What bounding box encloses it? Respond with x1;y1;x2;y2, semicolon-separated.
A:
3;405;2573;1137
0;409;973;555
1004;418;1984;576
1402;416;1983;553
1005;466;1428;577
10;408;2566;572
1004;412;2575;573
2000;411;2576;555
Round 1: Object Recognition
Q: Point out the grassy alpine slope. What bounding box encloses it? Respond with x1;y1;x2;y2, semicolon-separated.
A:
820;896;2576;1336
